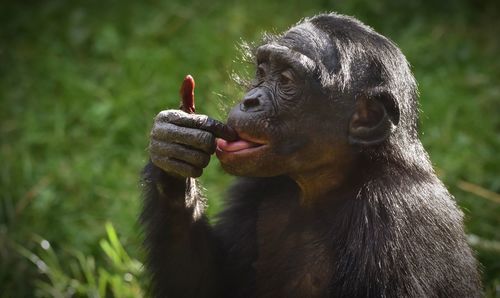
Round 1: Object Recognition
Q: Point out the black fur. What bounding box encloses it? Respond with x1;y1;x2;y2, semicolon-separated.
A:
141;13;481;297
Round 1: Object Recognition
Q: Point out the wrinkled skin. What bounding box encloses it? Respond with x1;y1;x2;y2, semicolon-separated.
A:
150;111;216;178
143;13;482;298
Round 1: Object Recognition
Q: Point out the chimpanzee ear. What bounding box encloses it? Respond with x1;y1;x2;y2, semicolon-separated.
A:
348;90;399;146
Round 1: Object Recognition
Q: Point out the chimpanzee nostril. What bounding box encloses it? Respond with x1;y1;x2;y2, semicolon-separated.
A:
242;95;261;109
240;88;267;112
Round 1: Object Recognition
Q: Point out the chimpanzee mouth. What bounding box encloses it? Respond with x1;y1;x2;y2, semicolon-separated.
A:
216;135;267;154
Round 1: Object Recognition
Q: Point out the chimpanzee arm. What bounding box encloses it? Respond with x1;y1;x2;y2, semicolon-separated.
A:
141;162;222;298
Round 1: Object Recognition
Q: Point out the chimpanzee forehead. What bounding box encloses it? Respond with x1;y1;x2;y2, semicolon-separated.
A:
266;22;339;73
255;22;338;75
256;43;317;75
279;23;334;66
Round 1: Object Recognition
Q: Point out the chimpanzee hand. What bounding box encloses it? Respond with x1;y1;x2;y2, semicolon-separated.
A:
149;109;236;178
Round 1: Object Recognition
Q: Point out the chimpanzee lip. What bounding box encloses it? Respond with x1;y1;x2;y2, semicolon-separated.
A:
216;132;268;154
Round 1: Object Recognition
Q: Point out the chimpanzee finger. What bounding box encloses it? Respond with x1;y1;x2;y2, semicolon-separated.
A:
200;117;239;141
150;156;203;178
155;110;238;141
149;140;211;169
151;122;216;154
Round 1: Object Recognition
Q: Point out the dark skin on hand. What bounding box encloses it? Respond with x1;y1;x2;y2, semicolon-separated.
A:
142;13;482;298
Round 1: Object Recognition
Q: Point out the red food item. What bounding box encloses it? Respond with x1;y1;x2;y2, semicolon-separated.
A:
180;75;196;114
177;74;239;142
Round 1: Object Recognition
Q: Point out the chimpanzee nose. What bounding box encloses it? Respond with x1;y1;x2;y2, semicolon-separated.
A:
241;89;264;112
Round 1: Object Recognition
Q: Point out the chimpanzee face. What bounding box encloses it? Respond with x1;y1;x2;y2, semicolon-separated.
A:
216;24;354;178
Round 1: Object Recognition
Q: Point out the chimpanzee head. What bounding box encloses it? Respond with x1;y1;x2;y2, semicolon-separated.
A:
216;13;419;181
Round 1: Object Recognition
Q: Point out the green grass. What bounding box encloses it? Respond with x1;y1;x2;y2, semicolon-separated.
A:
1;0;499;296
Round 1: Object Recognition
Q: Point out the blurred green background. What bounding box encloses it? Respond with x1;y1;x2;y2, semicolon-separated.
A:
1;0;499;296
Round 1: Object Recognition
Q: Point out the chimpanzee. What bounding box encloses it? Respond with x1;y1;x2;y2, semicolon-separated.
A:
141;13;482;297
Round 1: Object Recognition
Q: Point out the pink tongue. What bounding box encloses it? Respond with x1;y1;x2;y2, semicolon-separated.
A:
217;138;260;152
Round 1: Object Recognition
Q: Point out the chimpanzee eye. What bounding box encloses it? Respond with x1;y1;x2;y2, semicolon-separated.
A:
279;69;295;89
279;69;294;86
278;69;297;99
